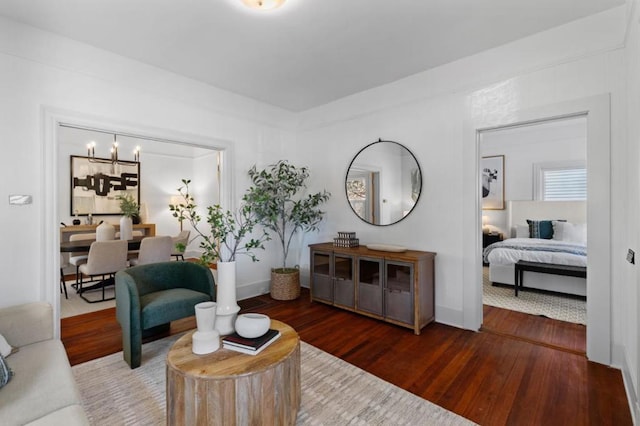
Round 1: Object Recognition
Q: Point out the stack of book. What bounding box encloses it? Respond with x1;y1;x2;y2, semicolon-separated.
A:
222;329;281;355
334;231;359;248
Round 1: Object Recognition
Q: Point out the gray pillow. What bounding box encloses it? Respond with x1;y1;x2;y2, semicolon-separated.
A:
0;354;13;388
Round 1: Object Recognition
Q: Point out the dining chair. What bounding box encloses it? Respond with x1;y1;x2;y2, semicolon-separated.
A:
121;230;145;260
171;230;191;261
77;240;129;303
59;254;69;299
129;236;173;266
68;233;96;288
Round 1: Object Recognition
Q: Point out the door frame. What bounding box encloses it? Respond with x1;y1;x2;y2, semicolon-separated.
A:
462;94;611;365
41;106;235;337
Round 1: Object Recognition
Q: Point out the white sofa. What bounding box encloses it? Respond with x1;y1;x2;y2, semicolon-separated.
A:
0;302;89;425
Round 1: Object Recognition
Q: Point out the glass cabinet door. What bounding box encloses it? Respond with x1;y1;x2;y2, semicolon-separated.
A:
311;251;333;302
333;255;355;308
384;261;414;324
357;257;383;316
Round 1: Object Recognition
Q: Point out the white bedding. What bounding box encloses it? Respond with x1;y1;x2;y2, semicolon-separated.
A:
485;237;587;267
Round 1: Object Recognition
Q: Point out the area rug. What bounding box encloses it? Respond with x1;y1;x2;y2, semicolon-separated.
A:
483;267;586;324
72;334;475;425
61;279;115;318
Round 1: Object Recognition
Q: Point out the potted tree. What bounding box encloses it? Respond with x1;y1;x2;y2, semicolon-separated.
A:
116;193;140;240
169;179;270;334
244;160;330;300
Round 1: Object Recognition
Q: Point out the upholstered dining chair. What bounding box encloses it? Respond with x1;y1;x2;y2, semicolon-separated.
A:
171;230;191;261
68;233;96;288
128;236;173;266
77;240;128;303
122;230;145;260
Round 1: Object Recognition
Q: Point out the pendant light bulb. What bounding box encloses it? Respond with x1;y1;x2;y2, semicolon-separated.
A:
241;0;286;11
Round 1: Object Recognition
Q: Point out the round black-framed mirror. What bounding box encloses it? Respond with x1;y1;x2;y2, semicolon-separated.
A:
345;139;422;226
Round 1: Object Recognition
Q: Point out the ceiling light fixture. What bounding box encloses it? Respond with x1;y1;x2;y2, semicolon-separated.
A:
87;134;140;165
241;0;286;11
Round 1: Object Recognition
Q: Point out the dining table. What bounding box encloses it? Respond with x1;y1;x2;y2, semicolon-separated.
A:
59;235;145;252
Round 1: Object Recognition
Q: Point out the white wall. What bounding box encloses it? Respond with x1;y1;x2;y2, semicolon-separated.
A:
0;16;296;311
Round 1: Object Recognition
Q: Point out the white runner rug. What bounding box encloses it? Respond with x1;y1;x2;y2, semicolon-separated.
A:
72;334;476;425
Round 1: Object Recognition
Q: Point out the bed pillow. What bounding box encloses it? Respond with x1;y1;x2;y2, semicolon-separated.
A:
552;221;587;244
527;219;555;239
552;220;568;241
568;223;587;244
514;225;530;238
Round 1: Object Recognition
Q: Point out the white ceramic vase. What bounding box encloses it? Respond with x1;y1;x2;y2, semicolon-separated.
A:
119;216;133;240
192;301;220;354
215;261;240;335
195;301;217;333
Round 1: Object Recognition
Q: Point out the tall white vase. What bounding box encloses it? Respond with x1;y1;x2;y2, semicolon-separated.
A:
119;216;133;240
215;261;240;335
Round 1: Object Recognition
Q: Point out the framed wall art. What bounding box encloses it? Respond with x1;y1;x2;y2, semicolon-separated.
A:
481;155;504;210
70;155;140;216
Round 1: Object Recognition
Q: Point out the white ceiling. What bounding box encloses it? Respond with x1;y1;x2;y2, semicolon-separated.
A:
0;0;624;112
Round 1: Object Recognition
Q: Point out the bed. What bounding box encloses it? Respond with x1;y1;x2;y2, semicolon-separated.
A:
483;200;587;297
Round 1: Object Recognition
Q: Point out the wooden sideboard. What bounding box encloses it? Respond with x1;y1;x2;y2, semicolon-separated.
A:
60;223;156;242
309;243;436;335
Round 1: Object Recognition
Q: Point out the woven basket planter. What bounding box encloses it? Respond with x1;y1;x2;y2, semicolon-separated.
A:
270;268;300;301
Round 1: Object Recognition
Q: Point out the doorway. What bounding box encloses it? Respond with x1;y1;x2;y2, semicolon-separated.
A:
57;124;223;319
478;116;588;351
462;94;611;365
43;107;234;337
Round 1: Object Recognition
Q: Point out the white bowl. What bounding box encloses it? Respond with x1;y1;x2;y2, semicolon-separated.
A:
235;313;270;338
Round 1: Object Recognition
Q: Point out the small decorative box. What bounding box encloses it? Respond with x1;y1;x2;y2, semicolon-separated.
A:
333;237;359;248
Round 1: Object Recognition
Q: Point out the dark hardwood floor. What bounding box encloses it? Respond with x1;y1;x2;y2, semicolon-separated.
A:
481;305;586;355
61;288;631;425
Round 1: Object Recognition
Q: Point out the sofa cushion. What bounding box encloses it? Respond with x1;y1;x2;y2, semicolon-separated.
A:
0;339;82;425
26;404;89;425
141;288;211;329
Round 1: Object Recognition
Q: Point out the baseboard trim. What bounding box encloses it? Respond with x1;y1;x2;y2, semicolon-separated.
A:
434;305;464;329
236;279;270;301
621;350;639;425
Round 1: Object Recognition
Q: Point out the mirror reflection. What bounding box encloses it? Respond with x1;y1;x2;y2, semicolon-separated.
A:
346;139;421;225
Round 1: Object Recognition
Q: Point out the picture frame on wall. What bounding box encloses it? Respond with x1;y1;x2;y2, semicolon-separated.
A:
481;155;504;210
70;155;140;216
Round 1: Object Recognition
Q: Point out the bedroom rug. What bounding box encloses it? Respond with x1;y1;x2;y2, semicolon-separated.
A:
483;267;586;324
72;334;475;426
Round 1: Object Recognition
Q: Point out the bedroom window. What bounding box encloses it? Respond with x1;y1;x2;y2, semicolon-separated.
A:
534;162;587;201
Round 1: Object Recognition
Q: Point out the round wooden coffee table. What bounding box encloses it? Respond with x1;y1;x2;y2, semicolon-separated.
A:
166;319;300;425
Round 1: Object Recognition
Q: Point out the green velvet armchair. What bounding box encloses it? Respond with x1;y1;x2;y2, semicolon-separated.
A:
115;261;215;368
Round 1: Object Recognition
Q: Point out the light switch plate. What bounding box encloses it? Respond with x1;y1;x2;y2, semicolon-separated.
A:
9;195;32;205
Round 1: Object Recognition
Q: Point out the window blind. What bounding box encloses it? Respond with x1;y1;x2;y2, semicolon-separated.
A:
542;168;587;200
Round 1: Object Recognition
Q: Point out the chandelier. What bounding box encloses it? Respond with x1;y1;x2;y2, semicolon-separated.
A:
87;134;140;165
